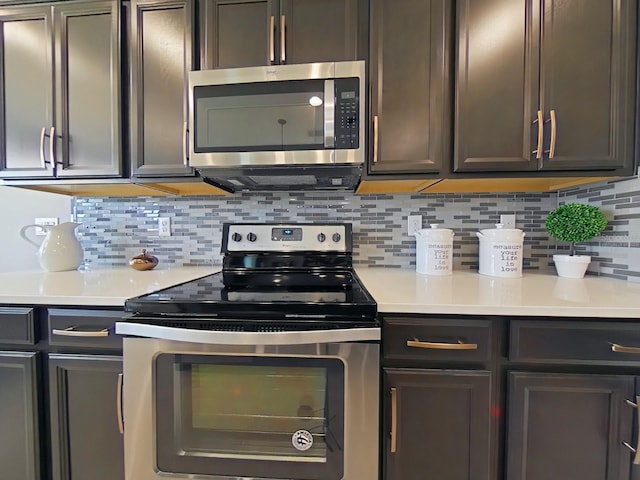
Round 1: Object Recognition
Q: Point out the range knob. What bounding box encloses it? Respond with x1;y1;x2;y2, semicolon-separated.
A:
231;232;242;242
317;233;326;243
247;232;257;242
332;232;341;243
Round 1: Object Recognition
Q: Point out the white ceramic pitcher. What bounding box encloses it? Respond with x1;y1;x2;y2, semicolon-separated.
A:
20;222;84;272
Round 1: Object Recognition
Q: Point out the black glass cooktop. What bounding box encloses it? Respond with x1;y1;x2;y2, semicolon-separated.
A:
124;271;377;322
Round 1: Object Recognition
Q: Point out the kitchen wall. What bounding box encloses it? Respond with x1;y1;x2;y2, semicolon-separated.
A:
72;174;640;281
559;174;640;280
0;187;73;271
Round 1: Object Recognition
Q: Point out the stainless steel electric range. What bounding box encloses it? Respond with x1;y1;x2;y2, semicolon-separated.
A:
115;223;380;480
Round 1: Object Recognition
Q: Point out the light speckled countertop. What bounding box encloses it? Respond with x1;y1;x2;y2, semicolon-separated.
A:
355;268;640;318
0;266;639;318
0;266;220;306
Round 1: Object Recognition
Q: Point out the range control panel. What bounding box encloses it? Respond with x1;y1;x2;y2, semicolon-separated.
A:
223;223;350;252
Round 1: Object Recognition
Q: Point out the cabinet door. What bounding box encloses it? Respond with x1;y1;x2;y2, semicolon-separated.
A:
49;354;124;480
383;368;492;480
538;0;636;172
279;0;362;65
369;0;450;174
506;372;634;480
200;0;278;69
0;5;55;179
0;352;41;480
454;0;540;172
130;0;194;177
53;1;121;178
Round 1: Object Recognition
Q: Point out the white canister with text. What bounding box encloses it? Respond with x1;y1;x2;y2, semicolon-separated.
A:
476;224;525;278
415;225;454;275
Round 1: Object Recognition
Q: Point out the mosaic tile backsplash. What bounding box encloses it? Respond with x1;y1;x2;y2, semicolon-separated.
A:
73;174;640;281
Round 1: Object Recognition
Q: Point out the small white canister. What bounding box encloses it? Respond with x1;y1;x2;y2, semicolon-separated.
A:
476;224;525;278
415;224;454;276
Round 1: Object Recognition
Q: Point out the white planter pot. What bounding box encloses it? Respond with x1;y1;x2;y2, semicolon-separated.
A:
552;254;591;279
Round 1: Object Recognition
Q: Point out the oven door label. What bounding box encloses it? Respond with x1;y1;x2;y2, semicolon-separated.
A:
292;430;314;451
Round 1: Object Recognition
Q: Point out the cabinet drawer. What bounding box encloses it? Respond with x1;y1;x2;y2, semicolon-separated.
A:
510;320;640;364
0;307;36;345
48;309;122;350
383;317;492;363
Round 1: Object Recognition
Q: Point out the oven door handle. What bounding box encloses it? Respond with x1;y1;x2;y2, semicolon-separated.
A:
115;322;380;345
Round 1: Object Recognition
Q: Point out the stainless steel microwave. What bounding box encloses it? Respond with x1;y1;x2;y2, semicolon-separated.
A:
187;61;365;192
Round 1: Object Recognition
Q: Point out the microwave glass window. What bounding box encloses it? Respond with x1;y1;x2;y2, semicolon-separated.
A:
193;80;326;152
154;354;345;480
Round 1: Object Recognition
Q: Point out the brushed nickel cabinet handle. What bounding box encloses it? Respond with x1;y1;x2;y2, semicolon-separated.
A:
532;110;543;159
624;390;640;465
623;441;636;453
373;115;379;163
390;387;397;453
280;15;286;63
625;394;640;463
548;109;557;158
269;16;275;63
611;343;640;354
182;122;189;166
52;326;110;337
40;127;49;168
117;373;124;434
407;339;478;350
49;126;59;169
634;395;640;464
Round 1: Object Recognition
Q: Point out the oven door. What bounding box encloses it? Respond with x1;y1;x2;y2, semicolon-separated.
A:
121;333;379;480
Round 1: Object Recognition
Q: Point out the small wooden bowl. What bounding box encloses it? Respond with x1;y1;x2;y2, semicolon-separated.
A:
129;249;159;271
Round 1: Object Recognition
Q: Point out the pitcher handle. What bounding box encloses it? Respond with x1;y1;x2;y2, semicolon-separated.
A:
20;225;44;248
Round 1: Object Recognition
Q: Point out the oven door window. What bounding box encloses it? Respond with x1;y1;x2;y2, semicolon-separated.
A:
155;354;345;480
194;80;326;152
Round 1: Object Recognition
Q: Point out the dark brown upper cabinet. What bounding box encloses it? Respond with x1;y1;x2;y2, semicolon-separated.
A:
199;0;367;70
368;0;452;175
454;0;637;174
129;0;195;177
0;0;122;180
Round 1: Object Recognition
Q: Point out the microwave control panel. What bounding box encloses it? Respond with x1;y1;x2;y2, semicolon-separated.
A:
335;78;360;149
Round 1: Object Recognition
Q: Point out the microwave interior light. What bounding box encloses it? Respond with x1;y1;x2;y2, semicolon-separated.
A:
308;96;323;107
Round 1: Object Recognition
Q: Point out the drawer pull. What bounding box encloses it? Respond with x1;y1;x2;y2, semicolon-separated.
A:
390;387;397;453
52;326;110;337
117;373;124;435
407;339;478;350
611;343;640;354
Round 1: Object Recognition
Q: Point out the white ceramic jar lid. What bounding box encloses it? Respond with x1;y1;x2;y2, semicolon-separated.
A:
478;223;525;241
416;224;454;241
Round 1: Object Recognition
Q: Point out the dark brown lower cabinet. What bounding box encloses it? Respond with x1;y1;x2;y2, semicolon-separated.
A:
506;372;635;480
383;368;492;480
0;351;41;480
49;354;124;480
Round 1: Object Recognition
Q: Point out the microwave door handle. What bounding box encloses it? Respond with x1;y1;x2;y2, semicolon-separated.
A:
324;79;335;148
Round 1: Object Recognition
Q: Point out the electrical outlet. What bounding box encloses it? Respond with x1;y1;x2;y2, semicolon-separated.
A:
158;217;171;237
500;214;516;229
407;215;423;236
34;217;59;236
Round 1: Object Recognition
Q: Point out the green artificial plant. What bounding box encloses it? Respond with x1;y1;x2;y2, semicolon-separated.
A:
545;203;607;256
